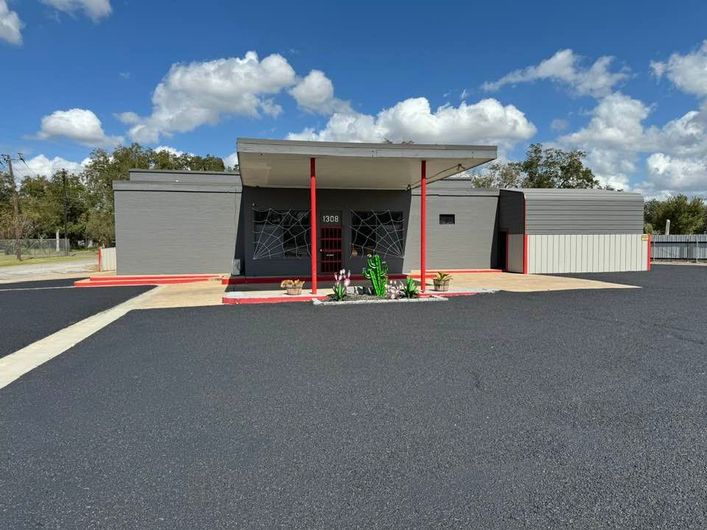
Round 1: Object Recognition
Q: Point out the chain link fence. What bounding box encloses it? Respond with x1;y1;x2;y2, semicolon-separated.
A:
0;238;70;256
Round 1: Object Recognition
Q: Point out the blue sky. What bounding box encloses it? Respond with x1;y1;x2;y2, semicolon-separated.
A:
1;0;706;196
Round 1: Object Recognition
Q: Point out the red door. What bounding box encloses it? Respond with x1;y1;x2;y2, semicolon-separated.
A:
320;212;342;274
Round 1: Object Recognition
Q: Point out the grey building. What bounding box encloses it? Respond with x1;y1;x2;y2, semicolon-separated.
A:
113;138;649;280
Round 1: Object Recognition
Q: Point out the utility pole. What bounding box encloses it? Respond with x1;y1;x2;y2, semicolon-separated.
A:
62;169;69;256
1;154;22;260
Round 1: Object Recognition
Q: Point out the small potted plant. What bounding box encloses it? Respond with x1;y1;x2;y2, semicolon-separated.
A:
280;279;305;295
433;272;452;292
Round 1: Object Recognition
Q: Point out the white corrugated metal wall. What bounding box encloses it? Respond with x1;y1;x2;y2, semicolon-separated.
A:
527;234;649;273
99;247;117;271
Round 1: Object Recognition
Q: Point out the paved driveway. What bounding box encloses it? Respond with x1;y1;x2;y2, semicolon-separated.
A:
0;265;704;528
0;280;152;358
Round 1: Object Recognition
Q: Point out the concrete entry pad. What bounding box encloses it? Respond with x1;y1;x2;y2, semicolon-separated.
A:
416;271;639;292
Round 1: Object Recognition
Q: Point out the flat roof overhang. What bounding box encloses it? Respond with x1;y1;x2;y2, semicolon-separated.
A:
237;138;497;190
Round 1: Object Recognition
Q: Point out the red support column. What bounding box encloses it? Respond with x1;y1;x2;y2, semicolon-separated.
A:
522;197;529;274
420;160;427;292
310;157;318;294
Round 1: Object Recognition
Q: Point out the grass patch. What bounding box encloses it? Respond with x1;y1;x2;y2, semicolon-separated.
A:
0;249;98;268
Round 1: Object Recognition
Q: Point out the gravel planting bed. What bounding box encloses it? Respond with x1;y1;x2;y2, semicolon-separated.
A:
313;294;447;305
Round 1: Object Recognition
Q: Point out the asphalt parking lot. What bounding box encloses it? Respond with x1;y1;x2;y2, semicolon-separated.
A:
0;279;152;358
0;265;705;528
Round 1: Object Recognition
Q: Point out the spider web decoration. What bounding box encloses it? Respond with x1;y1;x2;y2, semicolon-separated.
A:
253;208;311;260
349;210;405;258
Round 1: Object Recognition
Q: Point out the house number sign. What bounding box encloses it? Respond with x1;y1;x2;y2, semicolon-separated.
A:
321;213;340;225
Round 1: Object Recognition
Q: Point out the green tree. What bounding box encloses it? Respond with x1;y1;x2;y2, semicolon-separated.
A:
81;143;227;245
82;144;153;245
647;195;705;235
470;162;523;188
515;143;600;189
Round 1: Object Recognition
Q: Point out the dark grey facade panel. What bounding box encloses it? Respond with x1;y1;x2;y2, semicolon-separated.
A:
242;187;411;276
404;194;499;270
115;189;239;275
498;190;525;235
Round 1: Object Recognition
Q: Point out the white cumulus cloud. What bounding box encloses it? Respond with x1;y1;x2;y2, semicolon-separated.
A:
14;154;89;178
560;93;652;150
651;40;707;98
154;145;189;157
223;152;238;170
288;97;536;147
289;70;350;114
483;49;629;98
0;0;22;45
559;92;707;194
122;51;297;143
645;153;707;194
41;0;112;22
37;108;122;147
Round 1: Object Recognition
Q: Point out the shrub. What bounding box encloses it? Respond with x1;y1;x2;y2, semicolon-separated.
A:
401;276;419;298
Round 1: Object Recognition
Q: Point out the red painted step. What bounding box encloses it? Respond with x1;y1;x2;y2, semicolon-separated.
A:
74;274;222;288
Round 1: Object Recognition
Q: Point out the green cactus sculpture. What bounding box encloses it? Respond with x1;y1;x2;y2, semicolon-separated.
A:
363;254;388;297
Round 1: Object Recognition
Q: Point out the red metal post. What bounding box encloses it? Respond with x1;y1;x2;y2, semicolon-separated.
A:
310;158;318;294
420;160;427;292
647;233;652;272
522;198;529;274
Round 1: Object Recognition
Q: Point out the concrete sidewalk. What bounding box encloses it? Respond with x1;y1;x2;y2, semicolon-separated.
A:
411;271;638;293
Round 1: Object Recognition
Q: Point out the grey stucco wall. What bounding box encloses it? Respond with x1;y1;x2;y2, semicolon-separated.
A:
114;180;502;275
115;189;240;274
404;190;500;270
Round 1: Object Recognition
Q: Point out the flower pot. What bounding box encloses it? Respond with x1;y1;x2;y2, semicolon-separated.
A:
286;287;302;295
433;279;450;292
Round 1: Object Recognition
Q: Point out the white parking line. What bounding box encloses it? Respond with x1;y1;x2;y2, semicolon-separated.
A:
0;286;75;292
0;287;161;389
